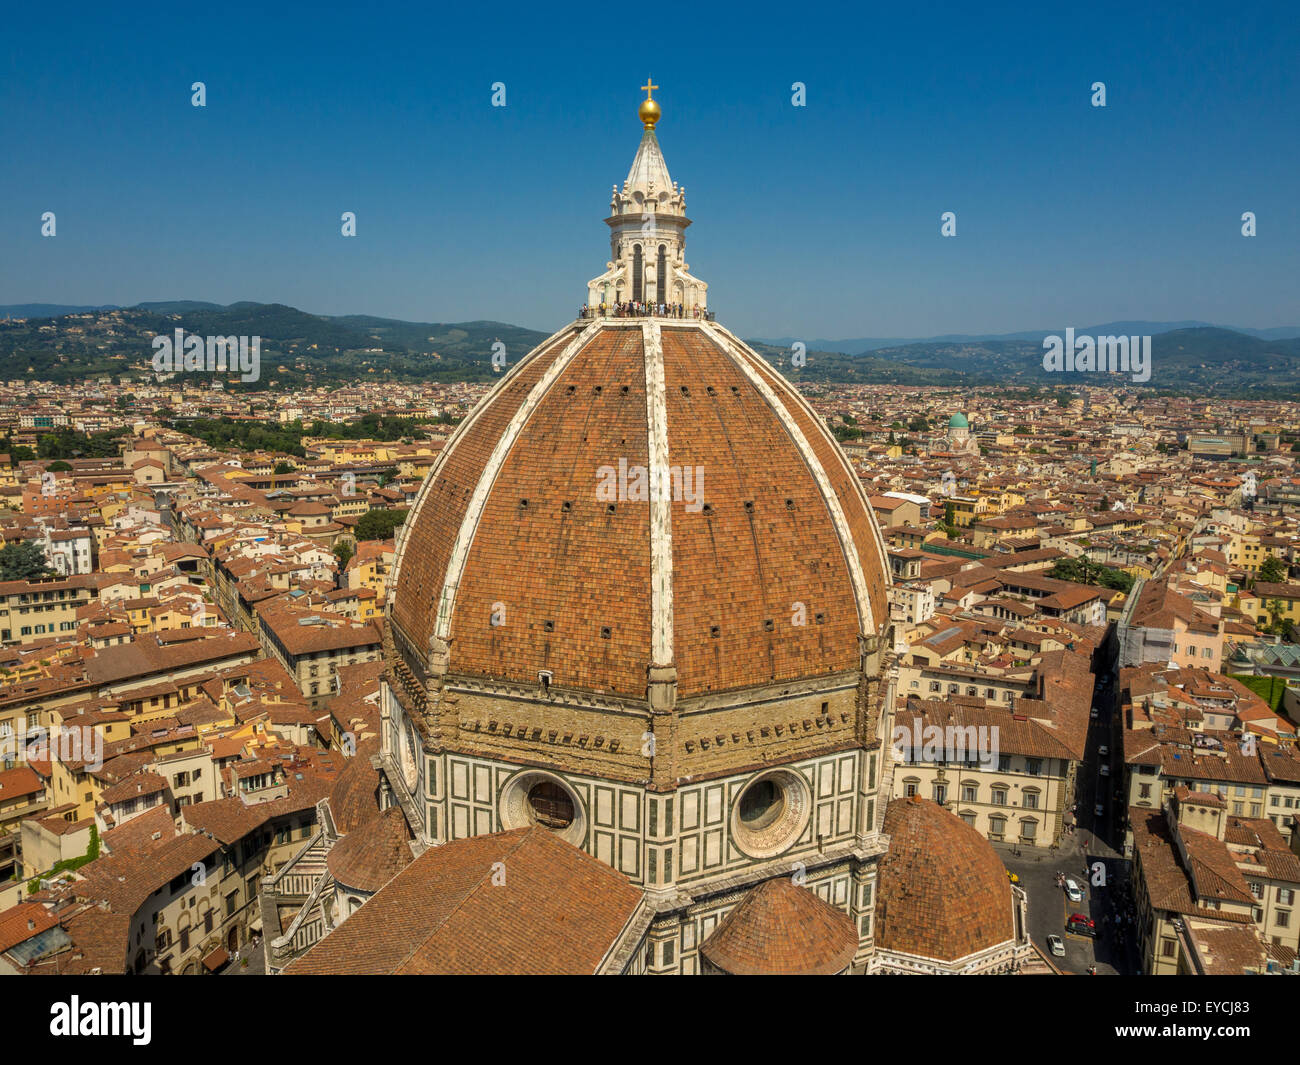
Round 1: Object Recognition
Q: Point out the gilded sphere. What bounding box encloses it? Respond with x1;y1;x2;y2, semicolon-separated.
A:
639;96;661;128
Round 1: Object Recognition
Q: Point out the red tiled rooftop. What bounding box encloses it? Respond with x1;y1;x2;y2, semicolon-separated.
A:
288;826;643;975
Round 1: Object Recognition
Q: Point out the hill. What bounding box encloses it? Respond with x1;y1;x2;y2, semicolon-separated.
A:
861;327;1300;393
755;321;1300;353
2;303;1299;394
0;303;551;387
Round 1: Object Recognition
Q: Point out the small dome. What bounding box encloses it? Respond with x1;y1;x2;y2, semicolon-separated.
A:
948;413;969;429
700;877;858;975
877;796;1013;962
327;806;413;893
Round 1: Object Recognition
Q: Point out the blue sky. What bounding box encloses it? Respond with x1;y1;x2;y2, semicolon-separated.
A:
2;1;1297;338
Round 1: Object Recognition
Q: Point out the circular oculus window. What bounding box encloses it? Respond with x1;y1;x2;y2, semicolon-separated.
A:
499;771;586;847
526;780;575;829
730;769;811;859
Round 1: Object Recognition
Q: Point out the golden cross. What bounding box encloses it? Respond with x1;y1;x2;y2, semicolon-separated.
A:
642;78;658;99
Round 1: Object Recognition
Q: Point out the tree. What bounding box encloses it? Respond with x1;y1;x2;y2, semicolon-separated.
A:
355;508;408;542
1258;555;1287;584
1048;556;1134;594
334;541;354;568
46;460;72;472
36;428;125;460
273;460;296;475
0;541;54;581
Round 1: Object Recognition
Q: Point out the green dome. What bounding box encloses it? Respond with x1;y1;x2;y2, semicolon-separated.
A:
948;413;969;429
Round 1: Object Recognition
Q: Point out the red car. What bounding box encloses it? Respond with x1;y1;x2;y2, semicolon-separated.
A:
1067;913;1096;937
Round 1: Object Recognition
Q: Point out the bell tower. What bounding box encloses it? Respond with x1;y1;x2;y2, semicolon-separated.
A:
587;82;708;313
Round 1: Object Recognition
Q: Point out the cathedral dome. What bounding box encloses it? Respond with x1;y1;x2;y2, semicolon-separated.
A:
387;318;891;702
381;87;893;792
948;413;969;429
876;796;1014;963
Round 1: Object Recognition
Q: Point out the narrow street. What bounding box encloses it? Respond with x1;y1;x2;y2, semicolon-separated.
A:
996;666;1142;974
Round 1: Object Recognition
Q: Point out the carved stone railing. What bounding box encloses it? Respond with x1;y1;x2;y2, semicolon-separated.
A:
577;308;714;322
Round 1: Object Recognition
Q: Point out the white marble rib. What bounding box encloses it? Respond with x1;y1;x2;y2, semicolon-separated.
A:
642;321;675;667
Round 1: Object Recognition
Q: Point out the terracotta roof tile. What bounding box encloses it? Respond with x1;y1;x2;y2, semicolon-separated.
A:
288;826;642;975
700;877;857;974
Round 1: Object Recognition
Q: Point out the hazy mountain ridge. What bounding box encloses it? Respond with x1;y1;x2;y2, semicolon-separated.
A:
0;302;552;386
858;327;1300;393
1;302;1298;394
755;321;1300;353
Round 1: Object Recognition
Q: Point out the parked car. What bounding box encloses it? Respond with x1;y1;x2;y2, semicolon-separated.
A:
1094;802;1104;817
1098;745;1109;757
1090;706;1099;719
1067;913;1096;937
1064;877;1084;902
1047;934;1066;957
1099;763;1110;776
